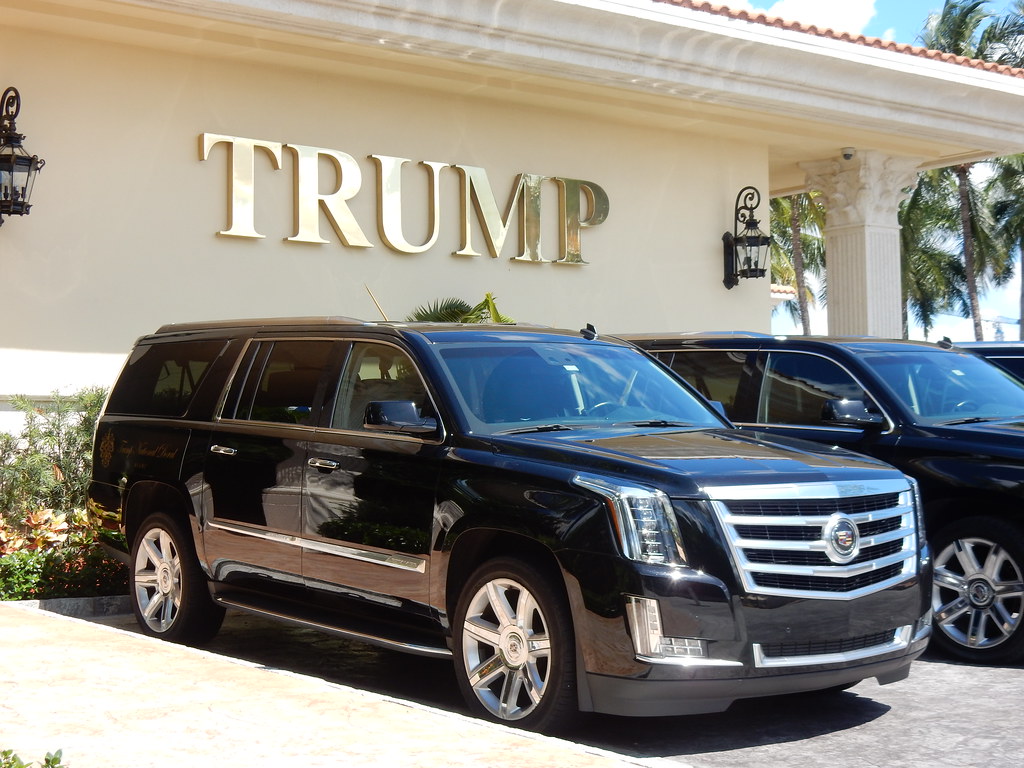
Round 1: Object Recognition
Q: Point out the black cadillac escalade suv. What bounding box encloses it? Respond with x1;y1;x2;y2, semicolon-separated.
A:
88;319;930;731
623;332;1024;665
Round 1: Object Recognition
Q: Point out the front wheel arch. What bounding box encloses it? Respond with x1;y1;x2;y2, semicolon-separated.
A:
922;493;1023;536
443;529;567;622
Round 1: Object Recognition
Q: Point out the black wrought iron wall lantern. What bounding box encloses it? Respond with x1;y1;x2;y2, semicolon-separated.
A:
722;185;771;289
0;86;45;227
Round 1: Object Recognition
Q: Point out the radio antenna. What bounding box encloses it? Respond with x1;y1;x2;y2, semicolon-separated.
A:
365;285;389;321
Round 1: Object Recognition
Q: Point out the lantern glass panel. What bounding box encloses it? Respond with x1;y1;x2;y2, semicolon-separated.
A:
0;146;37;215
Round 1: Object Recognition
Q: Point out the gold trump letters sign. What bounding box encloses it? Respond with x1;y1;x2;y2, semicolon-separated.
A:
200;134;609;264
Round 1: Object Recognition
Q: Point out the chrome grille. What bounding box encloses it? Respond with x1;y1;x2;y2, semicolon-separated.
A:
701;478;919;600
726;493;900;517
745;539;903;567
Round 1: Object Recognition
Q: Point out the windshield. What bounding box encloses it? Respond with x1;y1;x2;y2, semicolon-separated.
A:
432;340;724;435
861;347;1024;425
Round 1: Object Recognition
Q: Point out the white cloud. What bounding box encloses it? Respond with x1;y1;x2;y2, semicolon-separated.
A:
735;0;877;35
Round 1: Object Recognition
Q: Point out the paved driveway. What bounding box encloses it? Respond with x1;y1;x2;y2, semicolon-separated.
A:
7;603;1022;768
162;611;1024;768
0;603;652;768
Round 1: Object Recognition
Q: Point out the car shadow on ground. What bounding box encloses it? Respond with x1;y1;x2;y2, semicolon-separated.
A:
562;688;890;758
90;608;897;757
93;609;468;713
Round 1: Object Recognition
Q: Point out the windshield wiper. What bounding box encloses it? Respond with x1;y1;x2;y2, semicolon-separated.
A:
612;420;694;429
937;416;1001;426
498;423;576;435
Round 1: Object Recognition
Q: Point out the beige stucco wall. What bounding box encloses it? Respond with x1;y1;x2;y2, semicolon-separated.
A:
2;21;770;374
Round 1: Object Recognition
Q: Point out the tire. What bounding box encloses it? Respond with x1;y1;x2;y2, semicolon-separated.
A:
930;516;1024;664
130;512;225;645
452;557;578;732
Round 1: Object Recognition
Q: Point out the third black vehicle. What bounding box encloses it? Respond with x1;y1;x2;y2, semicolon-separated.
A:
622;332;1024;665
954;340;1024;382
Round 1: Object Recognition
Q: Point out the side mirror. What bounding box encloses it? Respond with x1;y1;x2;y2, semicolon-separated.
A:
822;398;884;428
364;401;438;436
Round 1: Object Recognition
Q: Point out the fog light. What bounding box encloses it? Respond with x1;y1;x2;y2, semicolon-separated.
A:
625;595;707;662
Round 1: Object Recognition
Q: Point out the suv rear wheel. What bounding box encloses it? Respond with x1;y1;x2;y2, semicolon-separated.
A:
130;512;225;644
453;557;577;732
931;516;1024;664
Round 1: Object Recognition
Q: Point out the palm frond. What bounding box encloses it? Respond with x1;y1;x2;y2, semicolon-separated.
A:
405;298;475;322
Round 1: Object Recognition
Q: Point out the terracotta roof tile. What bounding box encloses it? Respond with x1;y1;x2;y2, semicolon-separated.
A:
654;0;1024;79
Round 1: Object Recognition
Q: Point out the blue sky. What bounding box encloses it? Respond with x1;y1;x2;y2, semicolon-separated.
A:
753;0;1023;340
742;0;1019;43
866;1;1018;43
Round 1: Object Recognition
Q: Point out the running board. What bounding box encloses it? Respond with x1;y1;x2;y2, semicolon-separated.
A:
213;595;453;659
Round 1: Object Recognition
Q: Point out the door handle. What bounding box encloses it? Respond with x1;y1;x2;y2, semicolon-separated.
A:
308;457;340;470
210;445;238;456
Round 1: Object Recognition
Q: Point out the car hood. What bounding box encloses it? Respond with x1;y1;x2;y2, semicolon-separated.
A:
487;427;902;497
914;418;1024;456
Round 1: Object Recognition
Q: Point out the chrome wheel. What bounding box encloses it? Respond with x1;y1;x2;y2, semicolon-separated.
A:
129;513;224;644
133;524;183;634
933;532;1024;655
461;576;552;721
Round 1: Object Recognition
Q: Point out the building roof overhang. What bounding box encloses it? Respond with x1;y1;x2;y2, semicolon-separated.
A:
8;0;1024;194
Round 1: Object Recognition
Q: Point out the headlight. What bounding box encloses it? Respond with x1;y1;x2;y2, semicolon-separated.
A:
573;474;685;565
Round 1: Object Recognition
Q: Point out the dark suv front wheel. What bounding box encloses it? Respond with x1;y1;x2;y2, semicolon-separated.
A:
931;516;1024;664
130;513;225;644
453;557;577;732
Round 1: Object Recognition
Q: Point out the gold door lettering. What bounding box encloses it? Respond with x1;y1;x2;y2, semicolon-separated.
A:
200;133;608;264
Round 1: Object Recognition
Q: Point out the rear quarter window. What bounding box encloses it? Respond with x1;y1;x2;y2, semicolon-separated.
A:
106;340;227;417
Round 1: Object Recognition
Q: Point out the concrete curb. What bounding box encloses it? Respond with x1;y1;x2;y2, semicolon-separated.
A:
6;593;131;617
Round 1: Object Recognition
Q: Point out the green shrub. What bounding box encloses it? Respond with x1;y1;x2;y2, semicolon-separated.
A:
1;389;127;599
0;388;106;522
0;546;127;600
0;749;67;768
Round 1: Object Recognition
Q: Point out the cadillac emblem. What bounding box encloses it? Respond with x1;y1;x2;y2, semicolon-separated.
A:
823;514;860;564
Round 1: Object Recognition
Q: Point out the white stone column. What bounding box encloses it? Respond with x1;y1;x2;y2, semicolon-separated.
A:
801;151;921;338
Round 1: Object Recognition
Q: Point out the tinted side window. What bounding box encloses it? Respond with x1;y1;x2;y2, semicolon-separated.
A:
233;341;335;425
331;342;431;430
659;350;752;419
761;352;869;426
106;340;226;417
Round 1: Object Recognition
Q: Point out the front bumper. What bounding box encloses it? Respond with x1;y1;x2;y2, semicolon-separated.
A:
563;555;931;717
583;637;928;717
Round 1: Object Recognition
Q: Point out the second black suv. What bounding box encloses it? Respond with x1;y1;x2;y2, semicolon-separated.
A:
623;332;1024;665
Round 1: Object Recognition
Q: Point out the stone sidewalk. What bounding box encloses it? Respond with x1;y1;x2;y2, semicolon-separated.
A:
0;601;673;768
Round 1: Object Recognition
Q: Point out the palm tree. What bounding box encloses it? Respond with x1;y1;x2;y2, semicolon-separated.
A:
988;153;1024;337
899;170;967;337
405;293;514;323
904;0;1021;339
982;2;1024;338
770;192;826;334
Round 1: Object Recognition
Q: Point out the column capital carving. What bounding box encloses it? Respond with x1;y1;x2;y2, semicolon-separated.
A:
800;151;921;228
